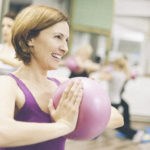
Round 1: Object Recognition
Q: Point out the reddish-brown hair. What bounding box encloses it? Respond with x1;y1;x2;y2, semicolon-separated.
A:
12;5;68;64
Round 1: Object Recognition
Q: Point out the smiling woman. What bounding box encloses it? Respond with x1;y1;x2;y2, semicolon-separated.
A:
0;5;83;150
11;5;69;66
29;21;69;70
0;5;123;150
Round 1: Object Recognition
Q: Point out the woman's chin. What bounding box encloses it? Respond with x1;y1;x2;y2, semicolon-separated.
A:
48;65;59;71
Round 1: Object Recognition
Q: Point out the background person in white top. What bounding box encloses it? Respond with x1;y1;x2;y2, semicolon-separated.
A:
90;57;150;143
0;12;21;75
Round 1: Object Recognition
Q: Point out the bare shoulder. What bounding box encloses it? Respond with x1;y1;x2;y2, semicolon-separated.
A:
0;75;18;89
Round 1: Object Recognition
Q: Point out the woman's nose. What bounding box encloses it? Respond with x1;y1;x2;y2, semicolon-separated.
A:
61;41;68;54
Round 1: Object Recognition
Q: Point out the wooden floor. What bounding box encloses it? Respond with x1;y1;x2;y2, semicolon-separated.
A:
65;121;150;150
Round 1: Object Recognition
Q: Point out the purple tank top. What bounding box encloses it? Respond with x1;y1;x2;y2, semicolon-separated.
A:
0;73;66;150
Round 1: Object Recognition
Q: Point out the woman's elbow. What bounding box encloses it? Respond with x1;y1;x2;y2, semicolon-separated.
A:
106;107;124;129
115;113;124;128
0;126;8;147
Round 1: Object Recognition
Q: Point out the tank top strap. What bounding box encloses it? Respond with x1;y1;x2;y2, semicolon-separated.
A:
8;74;61;90
47;77;61;86
8;73;30;96
7;73;61;114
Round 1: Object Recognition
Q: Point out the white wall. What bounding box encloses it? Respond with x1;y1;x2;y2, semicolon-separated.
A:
123;77;150;118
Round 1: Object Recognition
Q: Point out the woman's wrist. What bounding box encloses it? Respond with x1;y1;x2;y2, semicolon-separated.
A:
56;120;74;134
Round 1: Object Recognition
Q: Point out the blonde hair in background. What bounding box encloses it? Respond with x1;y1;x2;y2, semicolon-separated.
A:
113;57;131;79
75;45;93;60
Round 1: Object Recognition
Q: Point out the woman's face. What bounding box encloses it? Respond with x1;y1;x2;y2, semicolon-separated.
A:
2;17;14;43
31;21;69;70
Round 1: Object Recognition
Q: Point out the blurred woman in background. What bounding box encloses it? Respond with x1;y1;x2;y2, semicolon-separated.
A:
68;45;100;78
92;57;150;142
0;12;21;74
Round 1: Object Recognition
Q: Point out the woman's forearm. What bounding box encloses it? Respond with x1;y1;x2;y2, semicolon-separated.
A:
0;119;71;147
106;107;124;129
0;56;21;67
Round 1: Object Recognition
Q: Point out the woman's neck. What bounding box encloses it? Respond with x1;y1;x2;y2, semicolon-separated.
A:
15;64;48;83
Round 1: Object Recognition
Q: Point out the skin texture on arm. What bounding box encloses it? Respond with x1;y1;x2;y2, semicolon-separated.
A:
106;106;124;129
0;76;83;147
0;54;21;68
84;60;100;74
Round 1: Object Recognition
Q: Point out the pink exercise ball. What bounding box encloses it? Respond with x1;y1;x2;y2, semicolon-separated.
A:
52;77;111;140
65;56;79;73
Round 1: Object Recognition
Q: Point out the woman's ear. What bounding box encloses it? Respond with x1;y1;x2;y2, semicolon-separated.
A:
27;38;34;47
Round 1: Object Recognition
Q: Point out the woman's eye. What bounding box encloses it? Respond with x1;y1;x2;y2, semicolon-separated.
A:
55;35;61;39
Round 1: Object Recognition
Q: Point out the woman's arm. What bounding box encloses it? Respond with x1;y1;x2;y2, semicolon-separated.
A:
0;118;72;147
0;76;82;147
106;106;124;129
0;55;21;68
84;60;100;73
